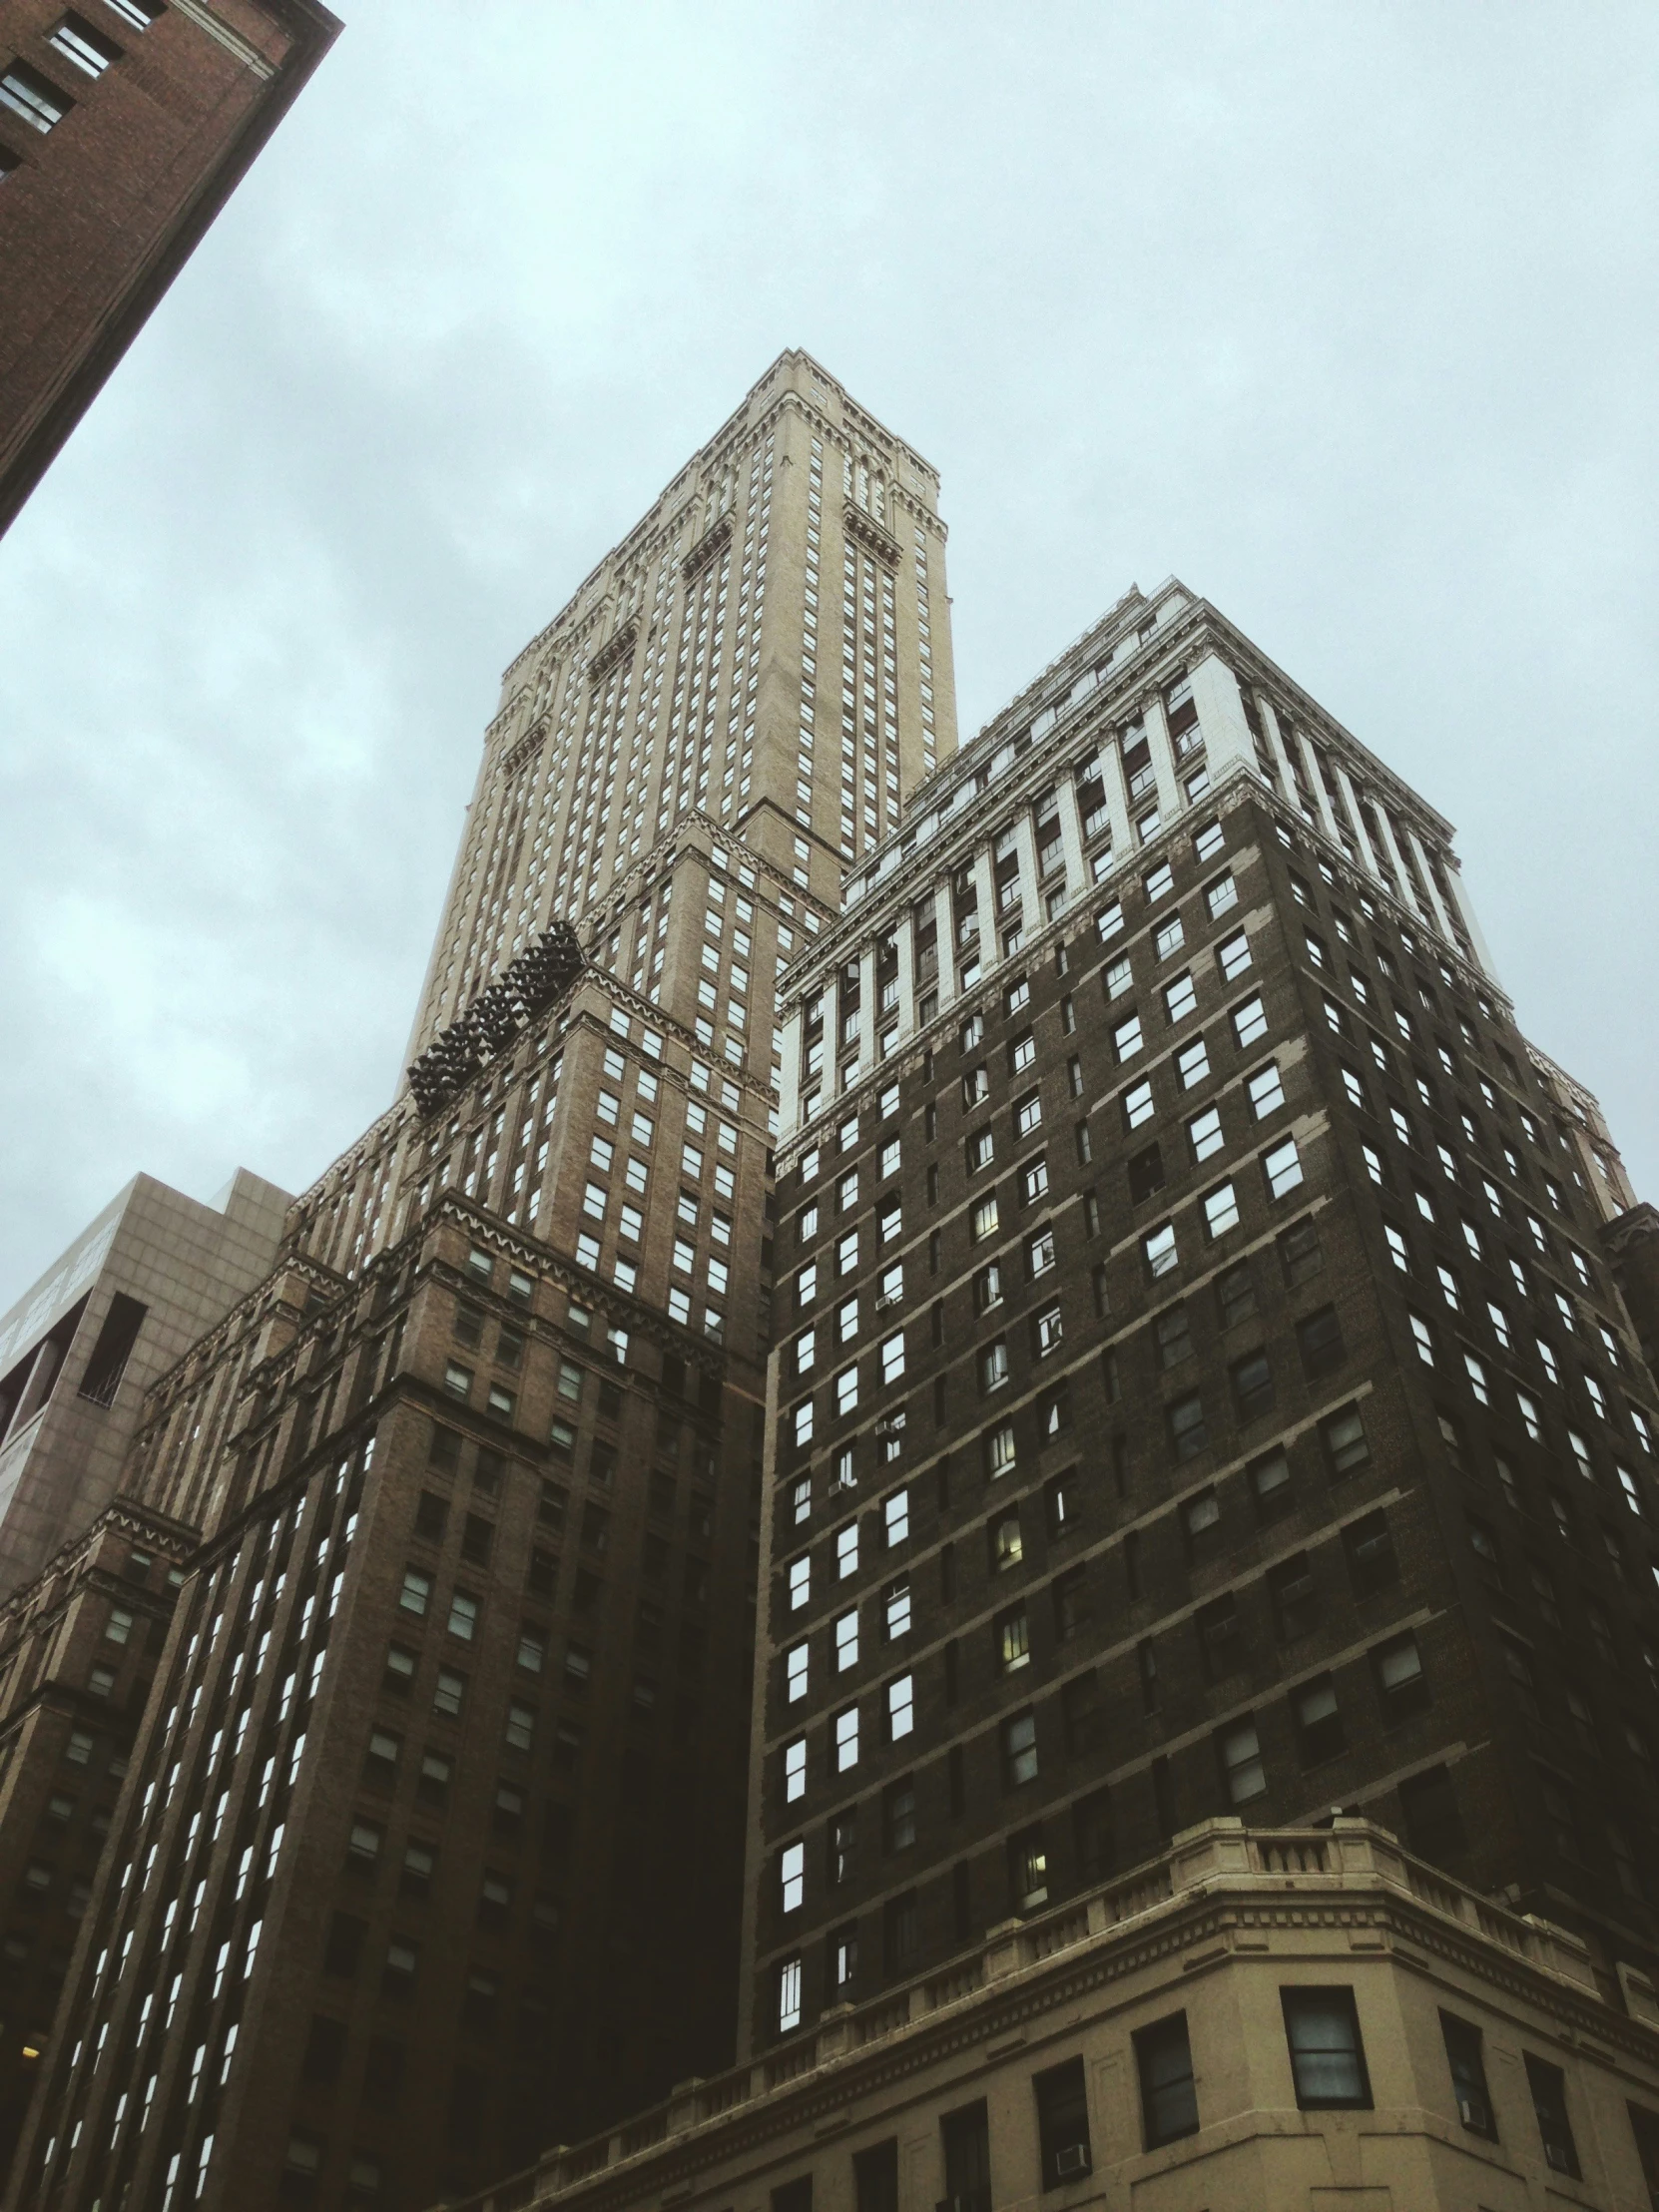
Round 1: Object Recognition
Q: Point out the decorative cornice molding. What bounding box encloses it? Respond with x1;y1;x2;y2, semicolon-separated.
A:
587;619;641;685
842;498;900;569
682;514;734;583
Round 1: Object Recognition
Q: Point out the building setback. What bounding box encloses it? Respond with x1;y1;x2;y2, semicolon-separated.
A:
0;0;340;538
0;1169;291;1602
435;1818;1659;2212
747;578;1659;2063
4;353;960;2212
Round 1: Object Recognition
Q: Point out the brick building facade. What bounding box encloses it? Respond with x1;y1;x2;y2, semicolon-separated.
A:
748;580;1659;2061
3;355;959;2211
0;0;339;536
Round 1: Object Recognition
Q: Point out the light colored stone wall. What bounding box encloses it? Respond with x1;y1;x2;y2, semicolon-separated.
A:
434;1819;1659;2212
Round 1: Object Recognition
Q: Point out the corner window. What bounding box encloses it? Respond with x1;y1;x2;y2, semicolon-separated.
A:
1135;2012;1199;2148
1282;1987;1372;2109
1439;2011;1497;2139
1524;2052;1580;2178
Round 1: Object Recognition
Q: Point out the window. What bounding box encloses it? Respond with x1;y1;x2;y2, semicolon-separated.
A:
1156;1305;1193;1370
1034;2055;1093;2187
1217;1262;1258;1328
1439;2011;1497;2139
1122;1079;1154;1129
1373;1632;1428;1718
1524;2052;1580;2178
979;1340;1009;1393
1186;1107;1223;1161
1345;1508;1398;1594
1202;1182;1240;1238
1217;929;1252;983
1283;1988;1372;2108
833;1705;859;1770
399;1569;431;1618
1250;1446;1292;1520
1136;2014;1199;2148
1231;1350;1275;1419
1293;1676;1345;1764
1218;1717;1265;1803
1175;1037;1210;1089
1247;1064;1287;1124
0;61;72;130
884;1489;910;1546
1231;994;1269;1048
1167;1393;1207;1461
1297;1305;1346;1378
1164;971;1198;1023
778;1956;803;2034
1003;1709;1039;1786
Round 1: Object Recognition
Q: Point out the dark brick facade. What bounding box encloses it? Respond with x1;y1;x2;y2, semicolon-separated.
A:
751;777;1659;2048
0;0;338;536
0;1500;194;2174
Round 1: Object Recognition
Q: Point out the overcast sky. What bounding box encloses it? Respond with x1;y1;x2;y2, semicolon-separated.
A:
1;2;1655;1307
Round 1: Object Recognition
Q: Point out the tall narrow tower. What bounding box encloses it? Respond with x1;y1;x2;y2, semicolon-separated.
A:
6;354;960;2212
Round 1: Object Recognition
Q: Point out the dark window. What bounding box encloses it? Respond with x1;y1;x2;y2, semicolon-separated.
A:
940;2099;991;2212
1052;1565;1090;1640
1167;1393;1207;1460
1061;1670;1102;1755
883;1890;919;1973
1249;1446;1293;1522
1292;1674;1345;1765
1195;1594;1243;1682
1297;1305;1346;1378
414;1492;448;1540
1128;1144;1165;1203
1268;1553;1319;1640
1033;2055;1092;2188
1231;1351;1275;1419
1278;1217;1324;1285
1154;1305;1193;1369
853;2141;898;2212
1398;1765;1465;1863
460;1512;493;1566
1373;1631;1429;1718
1135;2012;1199;2148
1627;2103;1659;2209
1344;1509;1398;1595
1216;1261;1258;1329
772;2180;813;2212
1282;1987;1372;2108
883;1778;916;1852
1439;2011;1497;2139
1073;1787;1112;1882
1321;1402;1370;1477
1524;2053;1580;2178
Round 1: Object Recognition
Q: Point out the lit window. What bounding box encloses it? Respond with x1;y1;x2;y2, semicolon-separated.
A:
1248;1062;1286;1118
1263;1138;1303;1198
1217;929;1252;981
1203;1183;1240;1238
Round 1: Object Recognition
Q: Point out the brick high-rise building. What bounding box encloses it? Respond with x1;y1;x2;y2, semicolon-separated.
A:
6;353;960;2212
0;0;340;538
746;576;1659;2059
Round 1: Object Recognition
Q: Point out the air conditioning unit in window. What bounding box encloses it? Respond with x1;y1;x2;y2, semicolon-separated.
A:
1054;2145;1091;2179
874;1291;901;1311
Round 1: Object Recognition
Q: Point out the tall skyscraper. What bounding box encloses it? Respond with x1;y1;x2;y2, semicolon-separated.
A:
0;0;340;537
5;353;960;2212
744;576;1659;2058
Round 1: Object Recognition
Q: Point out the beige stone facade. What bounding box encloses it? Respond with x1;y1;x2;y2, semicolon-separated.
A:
438;1818;1659;2212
